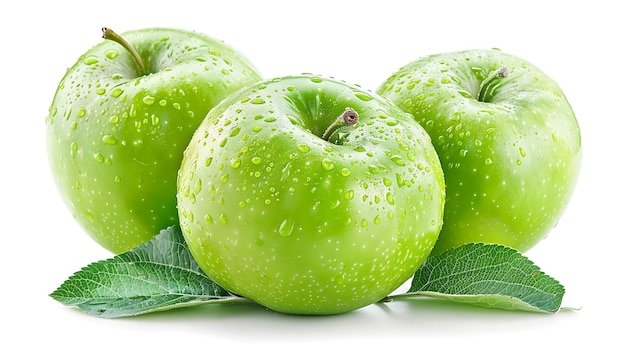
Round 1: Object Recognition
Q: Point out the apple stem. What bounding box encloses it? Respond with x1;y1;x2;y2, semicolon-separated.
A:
321;107;359;141
478;67;508;102
102;27;146;75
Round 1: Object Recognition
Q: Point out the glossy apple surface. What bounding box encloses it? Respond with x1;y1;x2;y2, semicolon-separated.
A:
177;75;445;314
46;28;262;253
378;49;582;254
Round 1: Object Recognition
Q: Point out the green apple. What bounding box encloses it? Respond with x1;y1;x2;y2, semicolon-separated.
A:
377;49;582;254
46;27;262;253
177;75;445;314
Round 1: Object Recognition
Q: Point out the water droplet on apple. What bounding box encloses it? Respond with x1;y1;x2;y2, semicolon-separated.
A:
94;153;105;163
519;147;527;157
252;125;262;132
310;77;323;83
344;190;355;200
297;144;310;153
193;178;202;194
219;213;228;224
251;157;261;165
386;192;395;205
391;155;405;166
70;142;78;156
484;158;494;165
355;92;372;101
322;158;334;170
360;218;369;228
84;56;99;65
220;174;229;184
95;88;106;95
374;215;382;225
111;73;124;80
204;214;213;225
76;108;86;118
231;159;241;169
251;98;265;105
105;50;118;59
340;168;351;176
142;96;155;105
111;88;124;98
102;135;117;145
278;218;295;237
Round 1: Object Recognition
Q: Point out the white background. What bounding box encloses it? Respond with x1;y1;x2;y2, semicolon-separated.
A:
1;0;622;349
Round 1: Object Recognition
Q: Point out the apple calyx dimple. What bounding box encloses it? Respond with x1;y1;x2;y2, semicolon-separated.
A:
478;66;508;102
321;107;359;141
101;27;146;76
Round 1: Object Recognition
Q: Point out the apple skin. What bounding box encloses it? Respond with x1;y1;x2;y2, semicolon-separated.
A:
46;28;262;253
177;75;445;314
377;49;582;254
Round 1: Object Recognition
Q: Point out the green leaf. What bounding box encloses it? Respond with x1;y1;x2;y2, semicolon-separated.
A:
391;243;565;313
50;226;240;318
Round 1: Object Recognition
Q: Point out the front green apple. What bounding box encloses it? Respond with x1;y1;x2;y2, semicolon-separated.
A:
177;75;445;314
46;28;262;253
378;49;582;254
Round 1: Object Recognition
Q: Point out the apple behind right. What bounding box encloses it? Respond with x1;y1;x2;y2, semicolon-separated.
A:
377;49;582;254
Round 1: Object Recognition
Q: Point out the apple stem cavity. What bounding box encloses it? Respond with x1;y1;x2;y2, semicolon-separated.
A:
102;27;147;76
321;107;359;142
478;67;508;102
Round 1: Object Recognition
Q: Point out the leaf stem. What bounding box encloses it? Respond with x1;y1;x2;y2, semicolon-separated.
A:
102;27;146;75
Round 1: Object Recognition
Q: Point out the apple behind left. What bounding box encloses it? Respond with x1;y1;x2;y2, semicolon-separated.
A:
46;27;263;253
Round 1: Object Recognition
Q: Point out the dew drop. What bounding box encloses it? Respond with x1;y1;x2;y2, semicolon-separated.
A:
484;158;494;166
193;178;202;194
111;73;124;80
70;142;78;156
111;88;124;98
322;158;335;170
95;88;106;95
142;96;155;105
391;155;405;166
231;159;241;169
102;135;118;145
519;147;527;157
205;157;213;167
386;192;395;204
105;50;118;59
383;177;392;187
84;56;99;65
310;77;323;83
344;190;355;200
251;98;265;105
94;153;105;163
220;174;229;184
77;108;86;118
374;215;382;225
341;168;351;176
278;218;295;237
230;127;241;137
297;144;310;153
219;213;228;224
355;92;373;101
109;115;119;124
360;218;369;228
252;125;262;132
251;156;262;164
